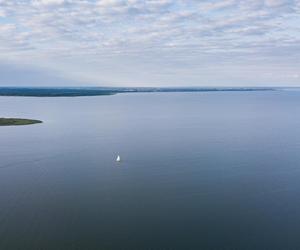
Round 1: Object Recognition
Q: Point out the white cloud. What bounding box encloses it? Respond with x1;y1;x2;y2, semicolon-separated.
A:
0;9;5;17
265;0;290;7
199;0;236;11
0;0;299;86
32;0;65;6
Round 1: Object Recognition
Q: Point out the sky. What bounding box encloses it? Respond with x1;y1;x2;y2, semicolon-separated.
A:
0;0;300;87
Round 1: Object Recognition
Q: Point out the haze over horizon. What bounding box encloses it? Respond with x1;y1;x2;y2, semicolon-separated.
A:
0;0;300;87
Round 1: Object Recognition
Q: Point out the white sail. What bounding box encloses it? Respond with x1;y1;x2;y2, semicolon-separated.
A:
116;155;121;162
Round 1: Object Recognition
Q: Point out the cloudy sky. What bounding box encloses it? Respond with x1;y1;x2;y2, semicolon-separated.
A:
0;0;300;87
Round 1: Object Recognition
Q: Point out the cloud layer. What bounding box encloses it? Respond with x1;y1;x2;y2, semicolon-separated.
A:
0;0;300;86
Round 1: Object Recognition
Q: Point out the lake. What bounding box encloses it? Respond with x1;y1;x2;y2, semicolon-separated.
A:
1;90;300;249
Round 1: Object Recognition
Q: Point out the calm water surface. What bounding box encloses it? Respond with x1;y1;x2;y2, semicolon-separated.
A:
1;91;300;249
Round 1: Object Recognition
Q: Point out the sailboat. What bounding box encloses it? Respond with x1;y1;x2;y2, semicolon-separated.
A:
116;155;121;162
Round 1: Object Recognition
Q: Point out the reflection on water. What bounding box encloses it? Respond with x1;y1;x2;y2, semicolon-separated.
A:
1;91;300;249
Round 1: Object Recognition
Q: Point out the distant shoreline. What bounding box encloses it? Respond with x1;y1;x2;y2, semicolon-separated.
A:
0;118;42;126
0;87;275;97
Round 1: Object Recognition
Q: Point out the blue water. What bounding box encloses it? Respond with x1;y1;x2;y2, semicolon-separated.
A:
1;91;300;249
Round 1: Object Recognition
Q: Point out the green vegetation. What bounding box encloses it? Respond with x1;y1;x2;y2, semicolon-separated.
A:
0;118;42;126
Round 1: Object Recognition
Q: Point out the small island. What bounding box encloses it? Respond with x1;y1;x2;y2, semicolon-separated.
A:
0;118;42;126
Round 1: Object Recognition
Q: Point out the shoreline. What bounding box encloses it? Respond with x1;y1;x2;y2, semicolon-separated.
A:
0;118;43;126
0;87;276;97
